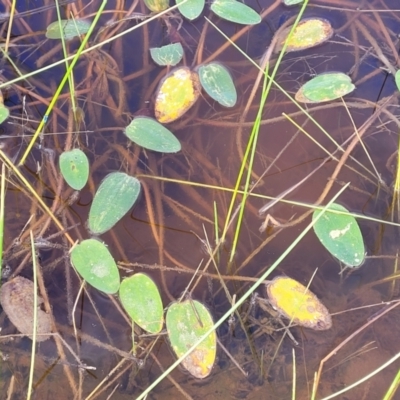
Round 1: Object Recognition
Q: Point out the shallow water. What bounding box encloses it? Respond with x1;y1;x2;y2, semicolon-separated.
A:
0;0;400;399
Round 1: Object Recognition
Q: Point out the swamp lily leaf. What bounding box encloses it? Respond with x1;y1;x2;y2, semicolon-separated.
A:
0;106;9;124
176;0;205;20
198;63;237;107
266;276;332;330
0;276;52;341
119;273;164;334
166;299;216;379
46;19;91;40
125;117;181;153
210;0;261;25
70;239;120;294
283;0;303;4
88;172;141;235
274;18;333;53
295;72;355;103
155;67;201;123
395;70;400;92
59;149;89;190
144;0;169;12
150;43;184;66
313;203;365;267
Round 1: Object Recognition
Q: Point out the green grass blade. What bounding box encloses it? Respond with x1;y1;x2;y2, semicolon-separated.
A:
27;231;38;400
0;163;5;280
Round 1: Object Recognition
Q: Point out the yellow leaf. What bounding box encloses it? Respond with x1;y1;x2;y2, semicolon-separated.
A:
155;67;201;124
266;276;332;330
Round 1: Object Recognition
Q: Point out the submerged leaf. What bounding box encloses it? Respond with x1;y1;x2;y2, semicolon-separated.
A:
125;117;181;153
70;239;120;294
155;67;201;123
266;276;332;330
295;72;355;103
88;172;140;235
210;0;261;25
198;63;237;107
46;19;91;40
150;43;184;66
274;18;333;53
59;149;89;190
313;203;365;267
166;299;216;378
0;276;52;341
119;273;164;334
176;0;205;20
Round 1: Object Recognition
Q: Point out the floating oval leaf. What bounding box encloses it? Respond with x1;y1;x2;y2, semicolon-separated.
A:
59;149;89;190
150;43;184;66
210;0;261;25
266;276;332;330
70;239;120;294
198;63;237;107
283;0;303;4
166;299;216;379
0;106;9;124
313;203;365;267
0;276;52;341
176;0;205;20
125;117;181;153
395;70;400;92
295;72;355;103
88;172;141;235
119;273;163;334
274;18;333;53
155;67;201;123
46;19;91;40
144;0;169;12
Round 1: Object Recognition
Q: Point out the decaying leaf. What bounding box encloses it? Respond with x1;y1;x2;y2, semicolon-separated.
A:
155;67;201;123
0;276;52;341
274;18;333;53
266;276;332;330
166;299;217;378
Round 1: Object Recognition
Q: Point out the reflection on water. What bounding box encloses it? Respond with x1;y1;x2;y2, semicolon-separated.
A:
1;0;400;399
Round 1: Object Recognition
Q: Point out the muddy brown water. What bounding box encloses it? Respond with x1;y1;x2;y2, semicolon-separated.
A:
0;0;400;399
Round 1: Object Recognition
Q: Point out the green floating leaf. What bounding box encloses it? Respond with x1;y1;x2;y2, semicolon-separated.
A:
88;172;141;235
198;63;237;107
176;0;205;20
119;273;163;334
59;149;89;190
166;299;216;379
125;117;181;153
210;0;261;25
70;239;120;294
0;106;9;124
313;203;365;267
150;43;184;67
395;70;400;92
144;0;169;12
274;18;333;53
155;67;201;123
283;0;303;5
295;72;355;103
46;19;91;40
